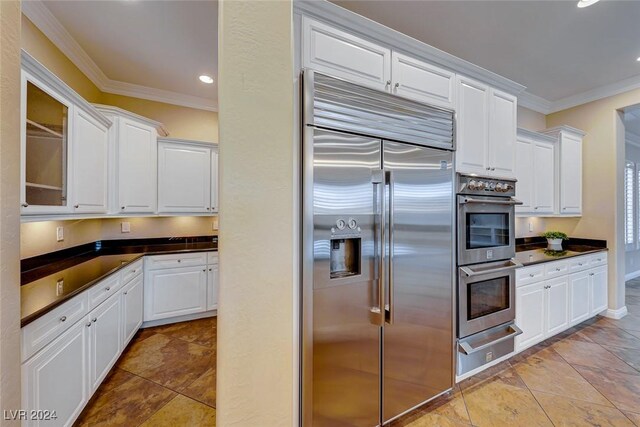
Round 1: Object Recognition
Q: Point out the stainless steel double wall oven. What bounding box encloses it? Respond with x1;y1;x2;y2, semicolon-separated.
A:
456;174;523;375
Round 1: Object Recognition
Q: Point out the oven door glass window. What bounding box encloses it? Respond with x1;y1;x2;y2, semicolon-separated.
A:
467;276;510;320
466;213;509;249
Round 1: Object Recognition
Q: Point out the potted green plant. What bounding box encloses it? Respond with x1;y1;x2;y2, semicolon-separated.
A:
541;231;568;250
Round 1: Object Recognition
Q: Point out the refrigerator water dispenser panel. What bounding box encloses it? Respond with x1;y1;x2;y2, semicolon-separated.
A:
330;238;361;279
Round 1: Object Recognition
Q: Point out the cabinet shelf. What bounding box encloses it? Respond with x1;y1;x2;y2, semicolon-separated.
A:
26;119;64;139
25;182;63;191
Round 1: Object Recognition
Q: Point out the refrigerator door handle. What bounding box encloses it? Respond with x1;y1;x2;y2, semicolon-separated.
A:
385;170;394;325
370;169;385;326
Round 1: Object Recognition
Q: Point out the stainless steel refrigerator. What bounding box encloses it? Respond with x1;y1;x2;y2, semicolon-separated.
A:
301;71;456;426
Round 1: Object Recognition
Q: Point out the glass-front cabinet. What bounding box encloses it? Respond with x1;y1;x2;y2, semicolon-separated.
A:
21;72;73;214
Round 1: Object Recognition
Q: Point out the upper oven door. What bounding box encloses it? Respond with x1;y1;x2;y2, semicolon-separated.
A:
457;195;517;265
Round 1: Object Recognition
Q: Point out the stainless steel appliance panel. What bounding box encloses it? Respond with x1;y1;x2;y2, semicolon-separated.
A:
457;322;522;375
308;128;382;427
382;142;454;423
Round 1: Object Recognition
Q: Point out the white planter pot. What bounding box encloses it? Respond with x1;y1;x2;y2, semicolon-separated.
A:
546;238;563;251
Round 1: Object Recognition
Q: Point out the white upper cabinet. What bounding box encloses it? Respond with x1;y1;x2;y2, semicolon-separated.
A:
541;126;585;216
488;89;517;178
158;140;214;213
157;139;218;214
390;52;455;109
73;109;109;213
515;129;556;215
455;76;489;175
303;16;391;91
117;117;158;213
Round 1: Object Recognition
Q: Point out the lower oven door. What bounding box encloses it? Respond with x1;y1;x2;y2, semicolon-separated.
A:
458;259;521;338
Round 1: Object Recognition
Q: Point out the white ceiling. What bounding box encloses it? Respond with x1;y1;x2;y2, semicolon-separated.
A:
333;0;640;110
36;0;217;110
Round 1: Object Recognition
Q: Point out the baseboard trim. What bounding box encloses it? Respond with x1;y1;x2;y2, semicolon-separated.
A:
603;306;628;320
141;310;217;328
625;269;640;281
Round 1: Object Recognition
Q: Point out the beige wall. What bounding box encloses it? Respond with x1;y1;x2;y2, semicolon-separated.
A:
21;14;218;143
217;0;295;425
544;90;640;311
517;105;546;131
21;216;217;259
0;0;23;417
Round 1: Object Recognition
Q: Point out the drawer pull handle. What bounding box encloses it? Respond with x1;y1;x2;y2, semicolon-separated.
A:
60;316;67;322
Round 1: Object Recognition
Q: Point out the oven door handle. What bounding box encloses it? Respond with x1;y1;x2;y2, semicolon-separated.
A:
460;197;523;206
460;260;523;277
458;324;523;355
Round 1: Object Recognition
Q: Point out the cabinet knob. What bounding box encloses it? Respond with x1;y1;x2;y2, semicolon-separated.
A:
21;203;29;208
121;206;125;210
60;316;67;322
563;207;567;210
209;268;212;272
590;273;594;276
74;204;79;208
491;167;496;171
394;82;400;89
579;263;583;266
105;287;111;291
486;167;491;171
206;207;210;211
385;80;391;88
534;207;539;210
556;268;561;271
92;318;97;323
529;274;534;277
203;269;206;272
177;259;181;263
86;322;92;328
124;291;128;295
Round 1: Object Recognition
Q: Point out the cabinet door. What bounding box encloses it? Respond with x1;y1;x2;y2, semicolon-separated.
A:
390;52;455;109
515;136;534;213
590;266;608;315
21;74;74;215
302;17;391;91
515;281;545;352
144;266;208;321
158;142;212;213
569;271;591;325
211;149;219;212
533;141;555;214
89;295;121;392
456;76;489;175
121;274;143;347
488;89;517;178
22;319;89;427
117;117;157;213
206;262;219;311
546;277;570;336
73;109;108;213
560;134;582;214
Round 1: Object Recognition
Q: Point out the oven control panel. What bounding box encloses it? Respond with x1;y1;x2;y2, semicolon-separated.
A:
457;173;516;197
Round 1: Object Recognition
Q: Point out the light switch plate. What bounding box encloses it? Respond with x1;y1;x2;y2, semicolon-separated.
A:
121;222;131;233
56;226;64;242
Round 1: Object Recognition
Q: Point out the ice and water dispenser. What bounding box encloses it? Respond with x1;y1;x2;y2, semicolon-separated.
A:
329;217;362;279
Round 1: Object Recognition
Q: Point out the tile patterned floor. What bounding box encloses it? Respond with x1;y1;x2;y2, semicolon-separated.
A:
76;281;640;426
392;279;640;427
74;316;216;427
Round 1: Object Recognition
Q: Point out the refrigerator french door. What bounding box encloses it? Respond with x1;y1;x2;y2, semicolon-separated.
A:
302;127;454;426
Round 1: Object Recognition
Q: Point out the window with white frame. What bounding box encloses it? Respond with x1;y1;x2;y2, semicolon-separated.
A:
626;160;635;249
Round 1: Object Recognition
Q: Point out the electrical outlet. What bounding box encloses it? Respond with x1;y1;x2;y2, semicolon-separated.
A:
56;226;64;242
212;217;219;231
529;221;533;232
121;222;131;233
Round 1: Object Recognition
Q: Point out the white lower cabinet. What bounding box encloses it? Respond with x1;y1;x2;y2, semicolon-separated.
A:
516;253;607;353
144;266;208;321
22;318;89;427
121;274;143;347
88;294;121;392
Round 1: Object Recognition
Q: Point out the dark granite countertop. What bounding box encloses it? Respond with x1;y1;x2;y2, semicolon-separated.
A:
514;237;607;267
21;236;217;327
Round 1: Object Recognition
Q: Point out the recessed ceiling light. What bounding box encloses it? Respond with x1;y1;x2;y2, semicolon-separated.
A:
199;75;214;84
577;0;600;8
637;57;640;62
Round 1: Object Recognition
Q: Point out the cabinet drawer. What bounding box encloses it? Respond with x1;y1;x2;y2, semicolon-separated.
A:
516;264;545;286
207;251;218;265
544;260;569;278
589;252;607;267
145;252;207;270
22;293;89;362
88;274;122;310
568;256;591;273
121;259;143;284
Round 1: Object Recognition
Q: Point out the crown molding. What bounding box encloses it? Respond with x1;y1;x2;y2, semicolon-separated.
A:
21;0;218;112
93;104;169;137
548;74;640;114
517;127;557;143
517;91;553;115
540;125;587;138
158;137;218;148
